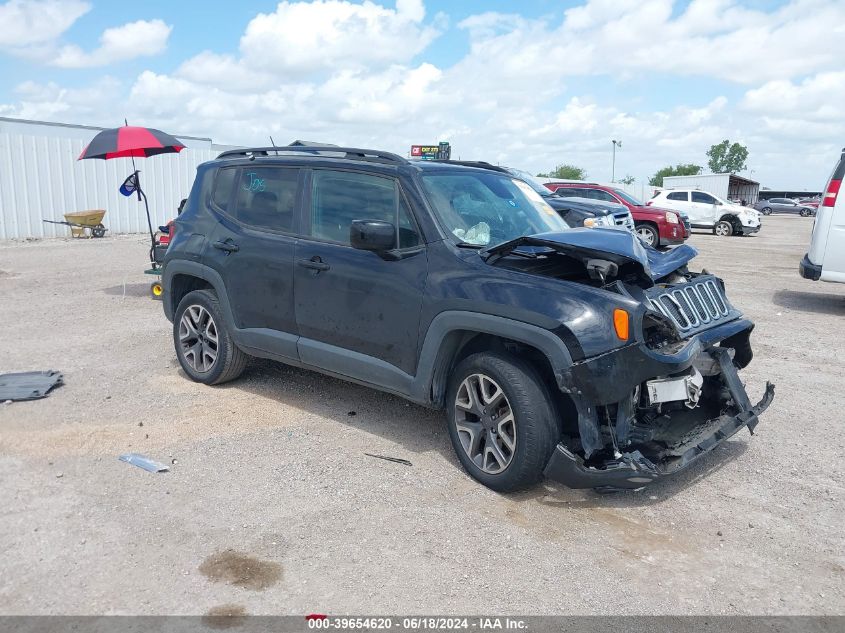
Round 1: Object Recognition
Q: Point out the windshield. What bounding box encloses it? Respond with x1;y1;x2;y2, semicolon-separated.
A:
421;171;570;246
612;189;644;206
506;168;552;197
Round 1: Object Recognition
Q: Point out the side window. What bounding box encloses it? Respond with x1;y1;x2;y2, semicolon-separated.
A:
310;170;419;248
557;188;585;198
667;192;688;201
691;192;717;204
211;167;237;210
592;189;617;203
234;167;299;231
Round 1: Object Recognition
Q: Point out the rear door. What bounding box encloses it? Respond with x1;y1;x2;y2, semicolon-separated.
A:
293;169;428;382
665;191;692;220
205;165;302;360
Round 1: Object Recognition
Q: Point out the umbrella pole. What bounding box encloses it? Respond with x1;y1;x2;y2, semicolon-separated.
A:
135;172;156;265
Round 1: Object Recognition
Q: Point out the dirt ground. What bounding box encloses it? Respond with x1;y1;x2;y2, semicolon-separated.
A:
0;216;843;616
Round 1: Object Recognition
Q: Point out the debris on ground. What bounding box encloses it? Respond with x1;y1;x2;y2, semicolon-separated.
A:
0;371;63;401
118;453;169;473
364;453;412;467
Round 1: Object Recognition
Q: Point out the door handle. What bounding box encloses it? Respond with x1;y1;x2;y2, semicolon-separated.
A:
297;257;330;272
213;240;239;253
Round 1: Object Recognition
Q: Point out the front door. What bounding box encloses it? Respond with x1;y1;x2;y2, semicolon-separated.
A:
205;165;303;360
294;169;427;383
690;191;721;226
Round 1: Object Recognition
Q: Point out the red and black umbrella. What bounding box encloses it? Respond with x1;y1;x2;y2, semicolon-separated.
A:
78;126;185;160
78;123;186;264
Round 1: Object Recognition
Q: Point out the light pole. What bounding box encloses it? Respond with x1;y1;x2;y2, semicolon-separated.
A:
611;139;622;182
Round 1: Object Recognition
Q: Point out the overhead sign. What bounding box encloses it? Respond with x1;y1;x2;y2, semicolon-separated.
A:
411;142;451;160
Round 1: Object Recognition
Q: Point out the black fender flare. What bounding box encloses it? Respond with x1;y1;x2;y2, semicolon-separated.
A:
409;311;576;406
162;261;235;327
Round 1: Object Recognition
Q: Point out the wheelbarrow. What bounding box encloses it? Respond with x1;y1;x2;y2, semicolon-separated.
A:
43;210;107;238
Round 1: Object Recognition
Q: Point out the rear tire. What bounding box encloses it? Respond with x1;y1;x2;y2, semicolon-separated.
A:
173;289;247;385
635;223;659;247
446;351;559;492
714;220;733;237
799;208;811;217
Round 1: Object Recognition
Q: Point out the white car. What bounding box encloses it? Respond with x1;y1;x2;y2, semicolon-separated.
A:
648;188;761;237
800;148;845;283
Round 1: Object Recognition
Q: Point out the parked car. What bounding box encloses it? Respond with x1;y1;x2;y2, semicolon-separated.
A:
162;145;773;492
502;168;634;231
545;182;689;248
754;198;816;216
800;147;845;284
649;189;761;236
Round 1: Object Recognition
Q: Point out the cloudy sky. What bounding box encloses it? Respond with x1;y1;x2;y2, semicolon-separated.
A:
0;0;843;190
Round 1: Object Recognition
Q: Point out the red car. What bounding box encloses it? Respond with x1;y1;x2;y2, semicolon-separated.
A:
545;182;690;248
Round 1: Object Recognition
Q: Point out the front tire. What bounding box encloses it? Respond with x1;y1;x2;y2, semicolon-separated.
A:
714;220;733;237
800;208;811;217
446;351;559;492
173;289;247;385
761;207;772;215
635;223;659;247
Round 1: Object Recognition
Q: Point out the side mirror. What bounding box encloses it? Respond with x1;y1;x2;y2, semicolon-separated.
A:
350;219;396;252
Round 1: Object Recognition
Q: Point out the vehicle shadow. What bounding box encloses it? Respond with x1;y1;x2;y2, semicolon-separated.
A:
224;358;749;507
772;289;845;316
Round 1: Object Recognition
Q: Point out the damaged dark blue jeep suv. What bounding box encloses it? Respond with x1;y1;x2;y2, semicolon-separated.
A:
162;146;774;492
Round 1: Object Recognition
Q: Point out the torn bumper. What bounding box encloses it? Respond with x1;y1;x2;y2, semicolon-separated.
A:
547;321;775;490
544;381;773;489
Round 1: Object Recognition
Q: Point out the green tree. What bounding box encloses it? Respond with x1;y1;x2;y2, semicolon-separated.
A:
537;164;587;180
648;163;702;187
618;175;636;185
706;139;749;174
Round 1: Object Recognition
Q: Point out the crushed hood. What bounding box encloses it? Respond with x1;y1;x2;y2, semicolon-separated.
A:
480;228;698;284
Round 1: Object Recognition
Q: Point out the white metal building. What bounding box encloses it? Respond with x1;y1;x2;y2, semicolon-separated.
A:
661;172;760;204
0;117;237;240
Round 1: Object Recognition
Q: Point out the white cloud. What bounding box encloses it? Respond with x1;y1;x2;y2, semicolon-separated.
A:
238;0;441;75
0;0;89;49
2;0;844;190
459;0;845;84
52;19;172;68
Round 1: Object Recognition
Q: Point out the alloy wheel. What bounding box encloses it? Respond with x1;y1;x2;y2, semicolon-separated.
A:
454;373;516;474
636;226;656;247
179;305;219;373
715;222;731;236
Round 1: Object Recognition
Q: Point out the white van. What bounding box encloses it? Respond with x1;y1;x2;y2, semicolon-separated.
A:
649;188;761;237
800;149;845;283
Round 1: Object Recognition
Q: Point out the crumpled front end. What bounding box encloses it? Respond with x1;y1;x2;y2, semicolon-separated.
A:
545;273;775;490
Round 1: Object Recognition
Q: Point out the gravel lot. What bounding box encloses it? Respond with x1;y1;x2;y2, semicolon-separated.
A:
0;215;843;616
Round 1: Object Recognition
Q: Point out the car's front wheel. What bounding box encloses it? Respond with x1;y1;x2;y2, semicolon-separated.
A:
635;223;659;247
173;289;247;385
800;208;812;217
761;207;772;215
445;351;559;492
714;220;733;237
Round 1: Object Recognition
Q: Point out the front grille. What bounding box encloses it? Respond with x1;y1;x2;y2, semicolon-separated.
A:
614;212;634;229
647;277;733;334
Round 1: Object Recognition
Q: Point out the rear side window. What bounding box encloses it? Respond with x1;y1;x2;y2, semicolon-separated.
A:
234;167;299;231
310;170;419;248
691;192;717;204
212;168;237;210
667;192;688;201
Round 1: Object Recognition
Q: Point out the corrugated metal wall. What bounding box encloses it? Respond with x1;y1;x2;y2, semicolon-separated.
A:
0;131;217;239
661;174;731;200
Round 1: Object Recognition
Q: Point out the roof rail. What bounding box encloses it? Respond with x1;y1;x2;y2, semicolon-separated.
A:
216;145;408;165
429;159;509;173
